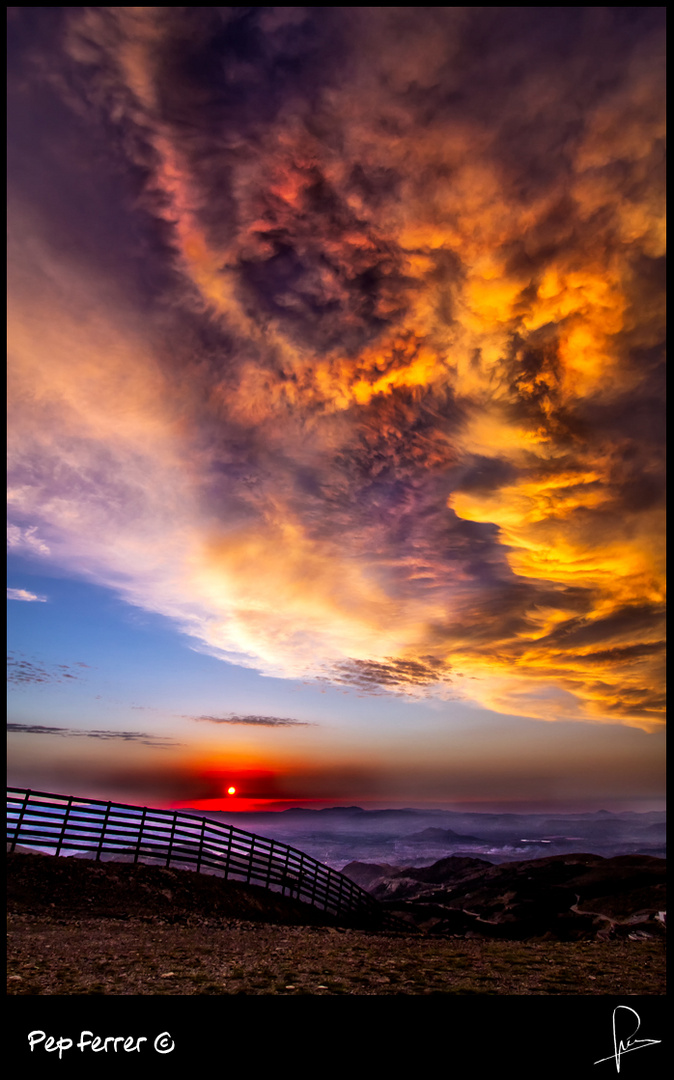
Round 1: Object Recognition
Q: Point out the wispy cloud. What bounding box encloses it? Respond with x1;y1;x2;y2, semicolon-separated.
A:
7;654;84;687
7;588;47;603
189;714;314;727
7;8;665;729
7;722;180;748
7;525;51;557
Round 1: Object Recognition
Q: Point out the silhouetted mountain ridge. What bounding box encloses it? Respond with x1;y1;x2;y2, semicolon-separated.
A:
406;827;484;844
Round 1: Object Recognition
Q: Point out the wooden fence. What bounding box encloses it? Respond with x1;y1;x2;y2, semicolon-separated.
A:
6;787;400;930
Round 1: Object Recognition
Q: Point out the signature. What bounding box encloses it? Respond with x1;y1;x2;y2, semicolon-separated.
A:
594;1006;661;1072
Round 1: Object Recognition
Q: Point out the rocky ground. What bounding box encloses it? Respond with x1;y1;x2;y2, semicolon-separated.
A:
6;853;666;995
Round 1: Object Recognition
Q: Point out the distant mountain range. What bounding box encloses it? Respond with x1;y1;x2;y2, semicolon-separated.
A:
180;806;666;869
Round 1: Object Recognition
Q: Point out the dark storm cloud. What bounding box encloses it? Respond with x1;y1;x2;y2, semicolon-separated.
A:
7;7;665;727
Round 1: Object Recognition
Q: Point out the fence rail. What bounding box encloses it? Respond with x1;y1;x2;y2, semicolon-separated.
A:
6;788;399;930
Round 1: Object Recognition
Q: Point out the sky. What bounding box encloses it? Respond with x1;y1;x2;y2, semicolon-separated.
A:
7;7;666;815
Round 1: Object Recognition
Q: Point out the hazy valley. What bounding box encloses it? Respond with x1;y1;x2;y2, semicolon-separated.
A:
183;805;666;870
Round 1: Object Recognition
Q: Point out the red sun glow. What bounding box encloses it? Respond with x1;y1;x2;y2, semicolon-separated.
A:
227;786;236;795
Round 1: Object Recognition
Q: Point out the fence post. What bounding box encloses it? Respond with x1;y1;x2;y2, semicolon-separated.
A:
310;861;319;908
297;853;305;902
223;827;233;880
196;817;206;873
282;846;291;896
134;807;147;864
10;789;31;852
166;811;177;868
55;795;74;857
266;839;274;889
97;802;112;862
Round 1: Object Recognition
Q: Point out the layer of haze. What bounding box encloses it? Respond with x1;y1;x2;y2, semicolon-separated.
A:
7;8;665;811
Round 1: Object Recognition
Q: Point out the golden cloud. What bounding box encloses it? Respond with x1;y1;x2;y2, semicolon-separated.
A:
7;8;665;729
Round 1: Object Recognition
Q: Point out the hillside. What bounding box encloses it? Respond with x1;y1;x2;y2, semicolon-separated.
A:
6;852;338;927
342;852;666;940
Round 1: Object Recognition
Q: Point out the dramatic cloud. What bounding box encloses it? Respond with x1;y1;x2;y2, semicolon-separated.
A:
7;588;47;603
189;714;314;727
7;9;665;730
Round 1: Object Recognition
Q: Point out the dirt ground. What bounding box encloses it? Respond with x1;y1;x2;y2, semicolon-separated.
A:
7;912;665;996
7;853;666;995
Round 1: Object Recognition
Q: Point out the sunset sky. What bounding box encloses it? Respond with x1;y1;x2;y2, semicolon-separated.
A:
7;7;665;814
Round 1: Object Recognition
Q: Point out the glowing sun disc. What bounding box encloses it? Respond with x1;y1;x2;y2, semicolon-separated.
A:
227;786;236;795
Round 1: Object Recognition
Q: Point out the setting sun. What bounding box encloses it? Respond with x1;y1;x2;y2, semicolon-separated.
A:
227;786;236;796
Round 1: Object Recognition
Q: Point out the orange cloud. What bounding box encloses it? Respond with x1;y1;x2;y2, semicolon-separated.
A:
7;7;665;730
